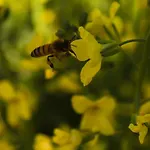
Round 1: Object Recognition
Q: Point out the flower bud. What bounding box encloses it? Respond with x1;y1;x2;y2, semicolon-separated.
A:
101;42;120;57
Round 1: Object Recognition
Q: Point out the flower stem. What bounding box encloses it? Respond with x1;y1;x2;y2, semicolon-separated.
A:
103;25;114;40
112;23;120;41
134;30;150;113
119;39;146;47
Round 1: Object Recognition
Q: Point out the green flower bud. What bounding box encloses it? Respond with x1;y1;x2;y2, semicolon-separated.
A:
101;42;120;57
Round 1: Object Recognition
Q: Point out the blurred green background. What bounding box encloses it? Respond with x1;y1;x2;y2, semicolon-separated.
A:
0;0;150;150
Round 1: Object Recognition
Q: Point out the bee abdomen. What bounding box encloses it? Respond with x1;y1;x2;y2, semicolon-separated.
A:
31;44;52;57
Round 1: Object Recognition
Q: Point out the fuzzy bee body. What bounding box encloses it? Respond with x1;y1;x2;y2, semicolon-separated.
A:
31;39;75;68
31;44;51;57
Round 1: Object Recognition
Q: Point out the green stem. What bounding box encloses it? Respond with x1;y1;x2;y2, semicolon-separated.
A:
112;23;120;41
103;25;114;40
119;39;146;47
134;30;150;113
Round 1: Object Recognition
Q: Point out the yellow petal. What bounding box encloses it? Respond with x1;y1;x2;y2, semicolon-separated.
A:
16;92;31;120
0;0;4;6
85;20;104;36
79;26;90;39
113;16;124;34
96;115;115;136
7;102;20;127
41;9;56;24
139;125;148;144
0;140;15;150
0;80;15;102
80;108;115;135
70;129;82;146
79;26;100;47
45;69;56;79
96;96;116;115
71;39;89;61
109;1;120;19
137;114;150;124
52;129;70;146
139;101;150;115
88;43;102;67
128;123;141;133
33;134;53;150
87;8;102;21
80;60;101;86
71;95;93;114
71;27;102;64
80;107;99;132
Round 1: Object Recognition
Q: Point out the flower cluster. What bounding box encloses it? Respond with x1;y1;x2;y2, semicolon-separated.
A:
0;80;35;127
71;27;102;86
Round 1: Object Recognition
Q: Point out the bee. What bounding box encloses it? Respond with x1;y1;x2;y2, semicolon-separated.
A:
31;39;76;69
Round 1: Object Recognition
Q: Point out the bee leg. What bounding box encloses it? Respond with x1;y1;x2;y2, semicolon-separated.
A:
71;34;78;41
63;47;76;57
47;55;54;69
65;52;71;56
55;53;65;61
69;49;77;57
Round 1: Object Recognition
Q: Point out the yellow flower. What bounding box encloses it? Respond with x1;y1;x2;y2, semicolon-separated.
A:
139;101;150;115
84;136;106;150
72;95;116;135
85;2;121;37
47;72;81;93
20;59;47;71
33;134;53;150
40;0;48;4
41;9;56;25
52;128;82;150
7;91;32;127
128;114;150;144
45;69;56;79
0;80;34;127
142;83;150;100
71;27;102;86
0;80;15;102
0;0;4;6
0;140;15;150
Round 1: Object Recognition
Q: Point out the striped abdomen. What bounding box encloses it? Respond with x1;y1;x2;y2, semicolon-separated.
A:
31;44;53;57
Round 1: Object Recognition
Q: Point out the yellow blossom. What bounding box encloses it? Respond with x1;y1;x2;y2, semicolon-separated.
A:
26;34;43;54
121;23;136;52
7;91;32;127
52;128;82;149
139;101;150;115
71;27;102;86
40;0;48;4
6;0;29;14
45;69;56;79
72;95;116;135
47;72;81;93
41;9;56;25
31;0;57;37
85;2;121;37
84;137;106;150
0;80;34;127
20;59;47;71
0;140;15;150
0;80;15;102
142;83;150;100
0;0;4;6
33;134;53;150
128;114;150;144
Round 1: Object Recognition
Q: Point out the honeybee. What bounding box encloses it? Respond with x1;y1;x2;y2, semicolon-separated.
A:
31;39;76;69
